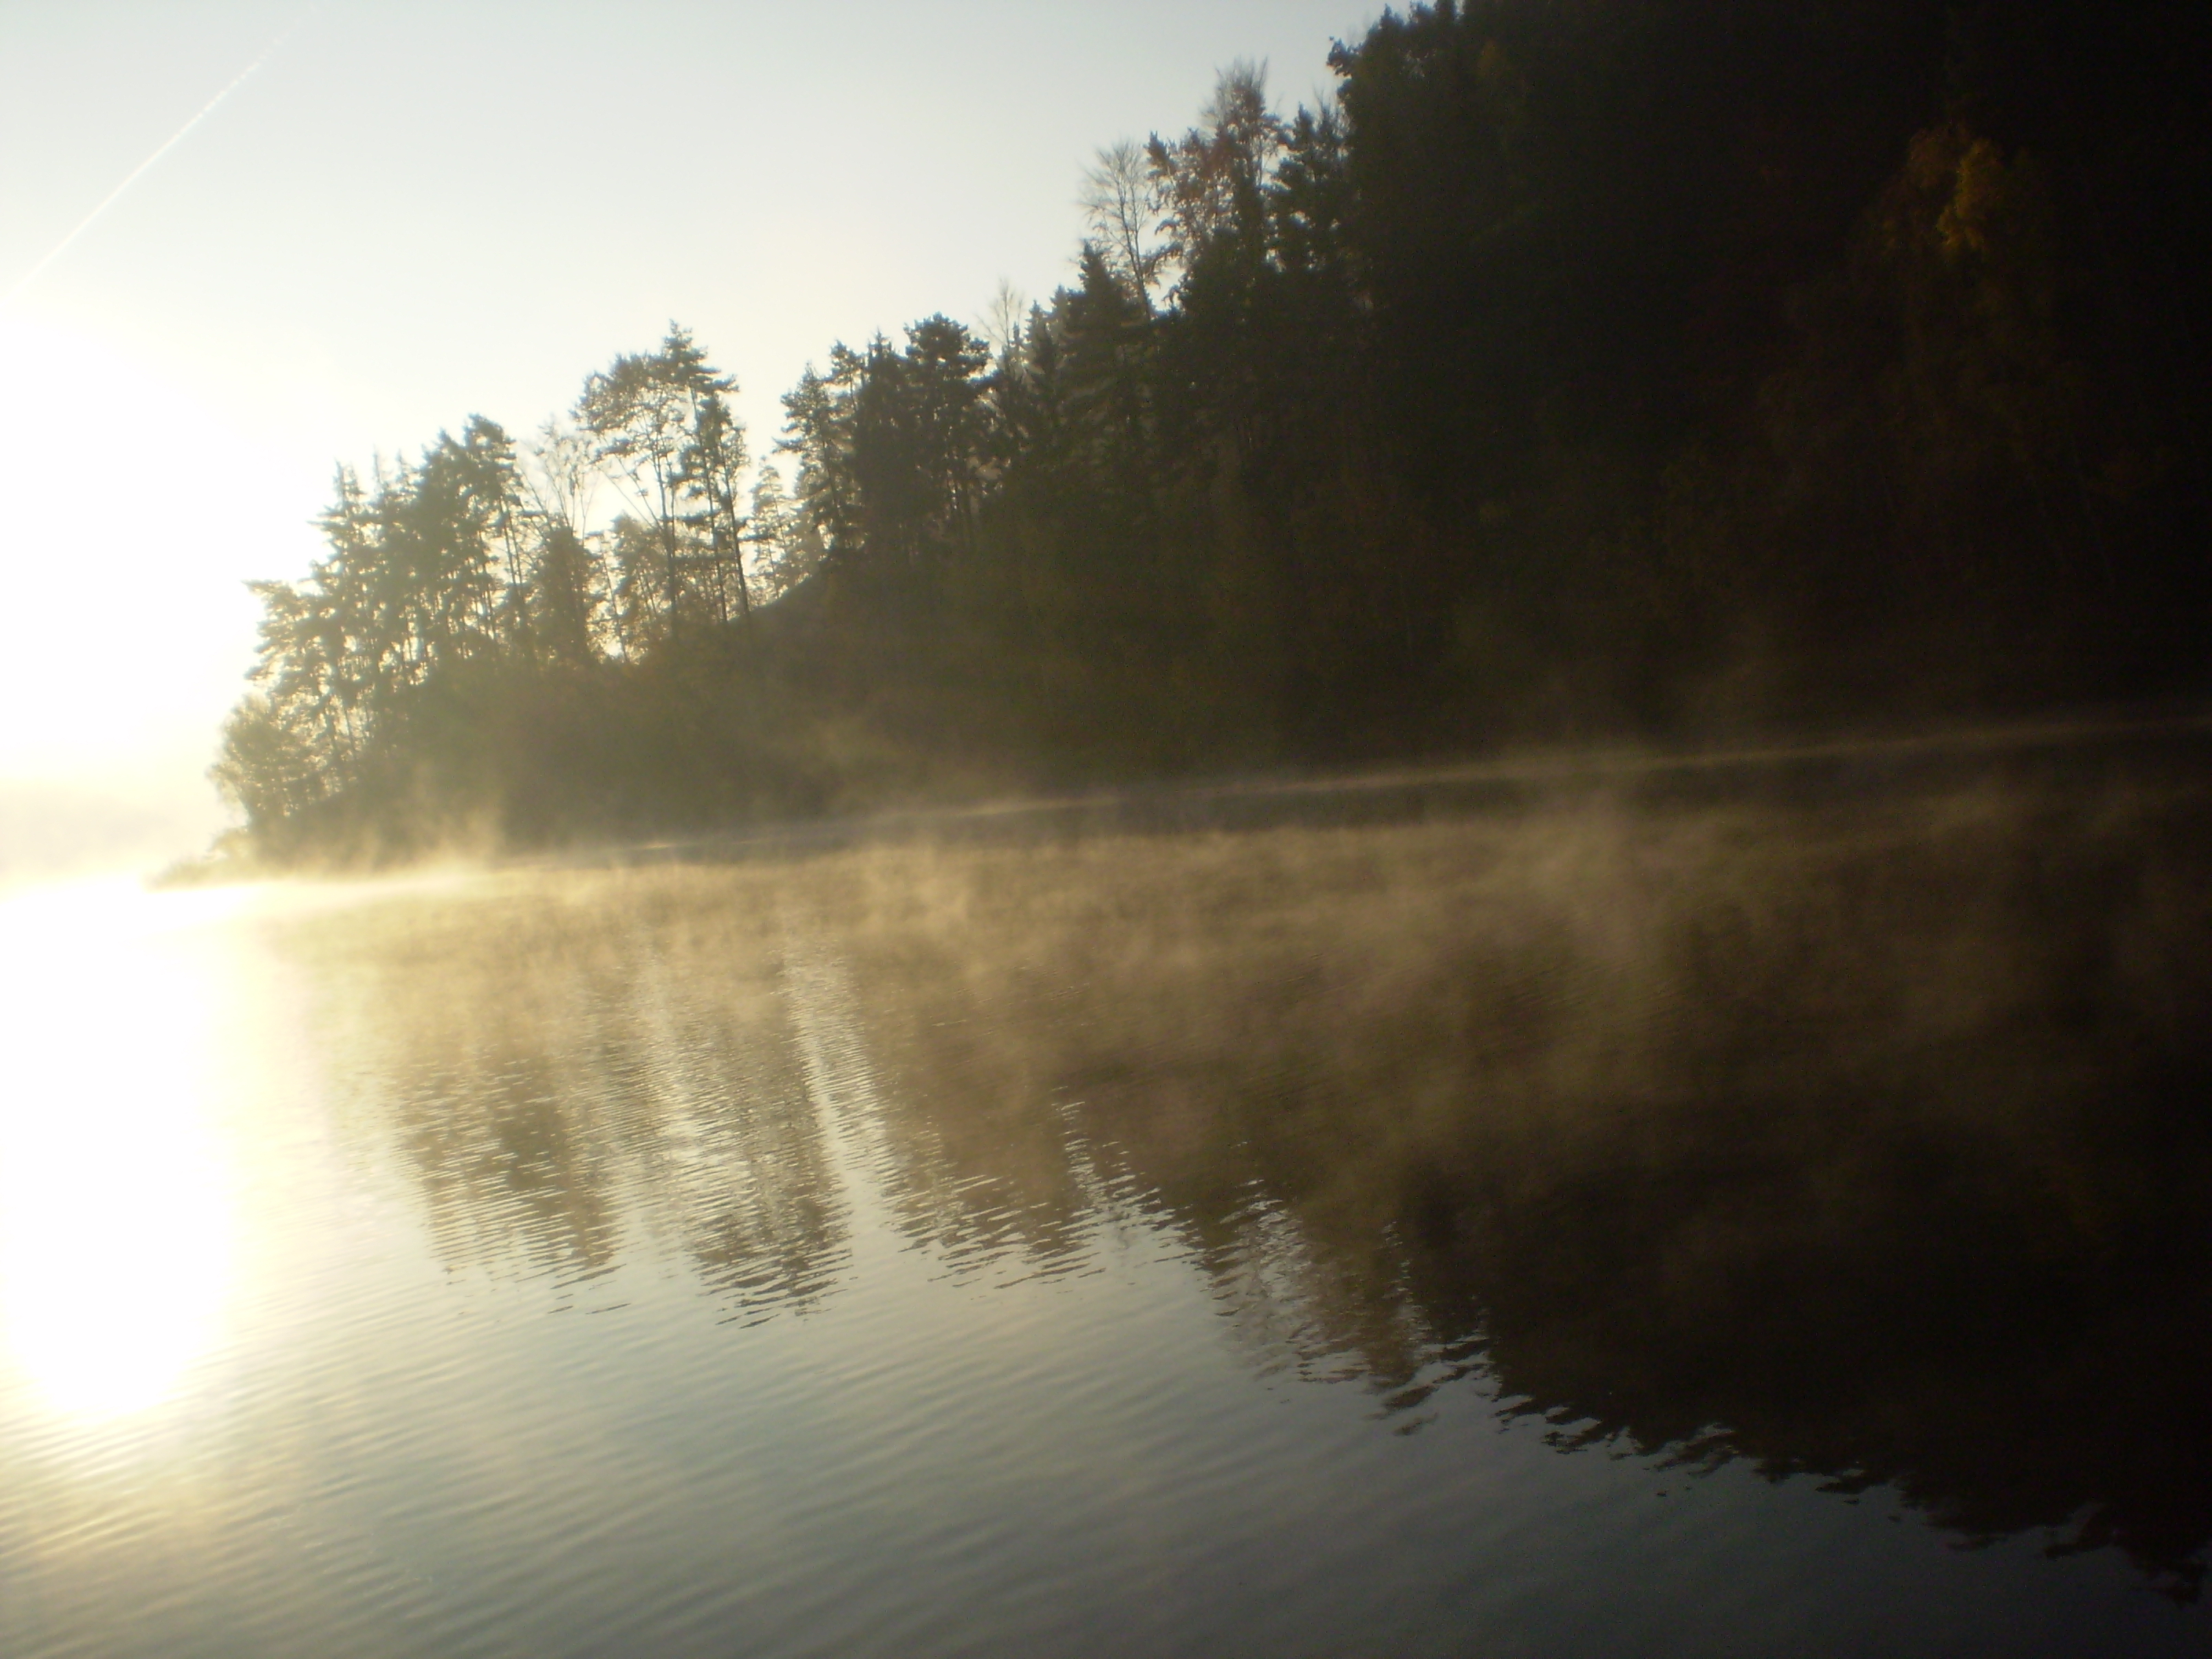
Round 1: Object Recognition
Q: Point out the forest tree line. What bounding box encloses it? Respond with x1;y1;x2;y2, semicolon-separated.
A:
217;0;2212;860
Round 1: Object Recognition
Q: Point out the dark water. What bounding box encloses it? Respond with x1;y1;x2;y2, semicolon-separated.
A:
4;749;2210;1656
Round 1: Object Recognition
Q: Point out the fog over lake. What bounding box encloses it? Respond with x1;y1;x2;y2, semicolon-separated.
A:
3;738;2208;1657
7;0;2207;1647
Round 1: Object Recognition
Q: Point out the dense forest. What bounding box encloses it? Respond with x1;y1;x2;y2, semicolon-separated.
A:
214;0;2212;862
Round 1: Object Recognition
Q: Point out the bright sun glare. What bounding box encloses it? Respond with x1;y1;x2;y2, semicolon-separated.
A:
0;312;285;790
0;880;247;1417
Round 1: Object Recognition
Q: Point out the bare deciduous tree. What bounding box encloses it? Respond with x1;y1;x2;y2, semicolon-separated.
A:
1080;138;1165;317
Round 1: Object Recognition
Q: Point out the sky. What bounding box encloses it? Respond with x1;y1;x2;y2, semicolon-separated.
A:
0;0;1371;875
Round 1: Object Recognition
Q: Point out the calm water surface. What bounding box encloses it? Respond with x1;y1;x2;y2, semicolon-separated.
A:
4;759;2210;1656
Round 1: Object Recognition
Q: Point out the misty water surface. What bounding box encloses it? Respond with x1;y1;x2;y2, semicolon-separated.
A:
3;747;2210;1657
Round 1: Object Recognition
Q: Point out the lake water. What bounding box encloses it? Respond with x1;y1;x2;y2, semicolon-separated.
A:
4;744;2210;1656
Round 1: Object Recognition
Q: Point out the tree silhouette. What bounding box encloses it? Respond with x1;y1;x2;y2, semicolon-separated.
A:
215;1;2210;858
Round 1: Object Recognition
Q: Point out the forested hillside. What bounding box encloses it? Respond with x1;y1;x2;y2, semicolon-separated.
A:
215;0;2212;862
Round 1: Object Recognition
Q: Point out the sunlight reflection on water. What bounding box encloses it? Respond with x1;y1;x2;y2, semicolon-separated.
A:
0;880;245;1417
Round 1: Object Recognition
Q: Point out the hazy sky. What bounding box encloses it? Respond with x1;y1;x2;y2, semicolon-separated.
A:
0;0;1368;855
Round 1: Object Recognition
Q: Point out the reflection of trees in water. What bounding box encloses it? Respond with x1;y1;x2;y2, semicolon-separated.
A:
295;885;851;1313
816;771;2212;1600
291;764;2212;1596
